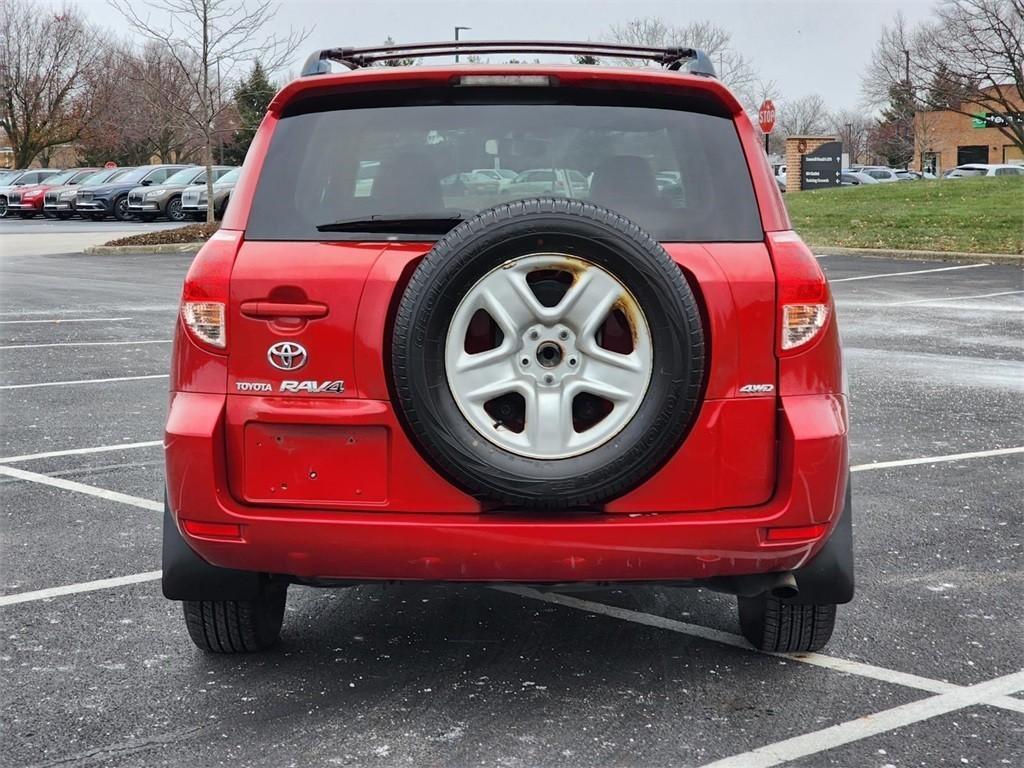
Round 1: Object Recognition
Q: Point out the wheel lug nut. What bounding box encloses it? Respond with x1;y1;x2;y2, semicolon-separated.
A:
559;330;569;340
569;357;577;366
521;357;530;366
544;374;554;384
529;330;539;340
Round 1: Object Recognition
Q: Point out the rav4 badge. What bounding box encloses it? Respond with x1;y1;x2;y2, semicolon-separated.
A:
280;380;346;394
235;380;346;394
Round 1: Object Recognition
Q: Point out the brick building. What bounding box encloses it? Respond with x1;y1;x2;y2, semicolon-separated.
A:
911;86;1023;175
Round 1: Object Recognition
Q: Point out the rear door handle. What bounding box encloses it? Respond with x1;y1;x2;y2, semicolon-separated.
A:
240;301;328;319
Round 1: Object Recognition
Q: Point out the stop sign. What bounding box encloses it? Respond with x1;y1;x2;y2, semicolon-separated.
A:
758;100;776;134
104;161;117;169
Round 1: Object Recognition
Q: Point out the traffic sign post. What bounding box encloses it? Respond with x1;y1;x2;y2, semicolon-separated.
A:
758;99;776;155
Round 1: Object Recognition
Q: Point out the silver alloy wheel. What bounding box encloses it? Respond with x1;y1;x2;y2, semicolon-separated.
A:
445;253;653;459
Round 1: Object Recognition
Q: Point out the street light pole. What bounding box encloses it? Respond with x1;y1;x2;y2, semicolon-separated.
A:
454;26;471;63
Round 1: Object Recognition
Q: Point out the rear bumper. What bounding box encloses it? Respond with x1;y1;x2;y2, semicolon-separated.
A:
165;392;848;583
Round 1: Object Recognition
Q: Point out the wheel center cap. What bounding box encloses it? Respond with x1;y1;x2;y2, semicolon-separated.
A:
536;341;563;368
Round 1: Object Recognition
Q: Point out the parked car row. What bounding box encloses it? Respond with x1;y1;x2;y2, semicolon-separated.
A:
0;163;240;221
775;161;1022;190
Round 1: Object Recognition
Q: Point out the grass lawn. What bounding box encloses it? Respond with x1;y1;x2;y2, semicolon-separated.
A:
784;176;1024;254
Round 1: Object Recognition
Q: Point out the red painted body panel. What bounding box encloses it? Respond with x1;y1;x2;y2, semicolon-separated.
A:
165;390;847;581
167;63;847;584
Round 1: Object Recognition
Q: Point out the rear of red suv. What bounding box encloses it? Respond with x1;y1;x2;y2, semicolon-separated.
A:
163;42;852;655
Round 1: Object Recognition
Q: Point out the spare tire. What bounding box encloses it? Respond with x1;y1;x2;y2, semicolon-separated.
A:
391;198;705;509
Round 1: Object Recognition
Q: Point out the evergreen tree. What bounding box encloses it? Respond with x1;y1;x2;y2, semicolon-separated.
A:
222;61;275;165
871;81;916;167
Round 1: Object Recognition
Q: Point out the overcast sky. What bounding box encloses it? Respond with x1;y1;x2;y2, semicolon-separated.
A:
62;0;937;112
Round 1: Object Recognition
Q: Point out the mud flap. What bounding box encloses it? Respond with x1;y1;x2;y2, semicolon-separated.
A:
161;498;265;601
788;476;855;605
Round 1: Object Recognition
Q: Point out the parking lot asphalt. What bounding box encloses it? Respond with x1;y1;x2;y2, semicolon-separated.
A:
0;217;181;258
1;232;1022;767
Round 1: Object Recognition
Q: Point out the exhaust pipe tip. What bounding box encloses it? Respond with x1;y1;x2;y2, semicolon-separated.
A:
770;573;799;599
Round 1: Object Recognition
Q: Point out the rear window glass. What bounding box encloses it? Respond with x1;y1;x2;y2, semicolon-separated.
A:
246;88;762;241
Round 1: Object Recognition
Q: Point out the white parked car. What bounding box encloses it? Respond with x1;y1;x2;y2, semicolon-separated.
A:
857;167;906;183
840;170;880;186
472;168;518;191
944;163;1024;178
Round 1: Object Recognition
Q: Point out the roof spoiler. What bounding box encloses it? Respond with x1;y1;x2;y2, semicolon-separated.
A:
300;40;717;78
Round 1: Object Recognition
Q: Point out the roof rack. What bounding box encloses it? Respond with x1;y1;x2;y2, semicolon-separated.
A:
300;40;716;78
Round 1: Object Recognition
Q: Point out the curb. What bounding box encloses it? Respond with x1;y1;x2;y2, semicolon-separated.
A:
84;242;206;255
811;245;1023;265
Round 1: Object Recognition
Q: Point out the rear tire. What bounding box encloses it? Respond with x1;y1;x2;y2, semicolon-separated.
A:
738;594;837;653
183;585;287;653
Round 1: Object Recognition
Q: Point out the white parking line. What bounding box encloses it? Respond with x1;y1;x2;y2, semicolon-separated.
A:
0;339;172;350
0;373;168;390
830;263;988;283
886;290;1024;307
0;316;133;325
0;571;161;607
497;587;1024;715
0;465;162;511
699;670;1024;768
0;440;163;464
850;446;1024;472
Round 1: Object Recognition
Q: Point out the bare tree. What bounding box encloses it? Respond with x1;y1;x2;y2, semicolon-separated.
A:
605;18;757;104
80;42;208;165
861;12;917;110
863;1;1024;153
778;94;831;136
0;0;107;167
918;0;1024;150
108;0;308;223
829;109;873;165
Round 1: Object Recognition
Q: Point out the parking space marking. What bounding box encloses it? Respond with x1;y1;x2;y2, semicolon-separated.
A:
0;465;162;511
885;290;1024;307
0;373;168;390
0;440;163;464
496;586;1024;715
698;670;1024;768
850;446;1023;472
0;316;133;325
0;339;172;350
829;263;988;283
0;571;161;607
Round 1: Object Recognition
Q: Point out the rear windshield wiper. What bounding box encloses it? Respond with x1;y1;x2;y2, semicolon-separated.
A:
316;213;464;234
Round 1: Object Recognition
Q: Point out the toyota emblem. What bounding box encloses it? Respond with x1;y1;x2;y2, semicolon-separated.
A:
267;341;308;371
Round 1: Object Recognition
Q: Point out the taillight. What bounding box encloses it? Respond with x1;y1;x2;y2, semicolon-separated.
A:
181;302;226;348
180;229;241;353
769;231;831;355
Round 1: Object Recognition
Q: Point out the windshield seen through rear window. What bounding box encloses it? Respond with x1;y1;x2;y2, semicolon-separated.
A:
246;88;763;241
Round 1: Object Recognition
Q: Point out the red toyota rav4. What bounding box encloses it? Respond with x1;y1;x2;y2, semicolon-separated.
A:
164;41;852;655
